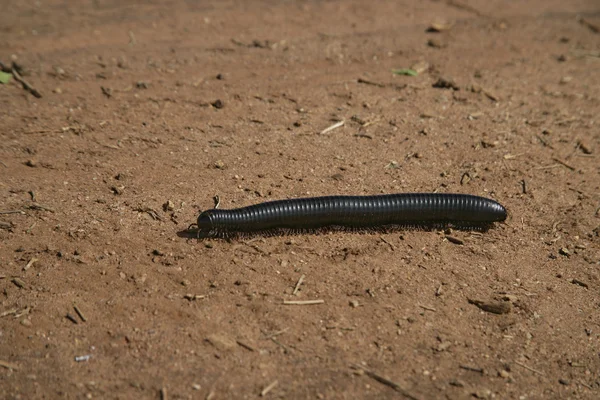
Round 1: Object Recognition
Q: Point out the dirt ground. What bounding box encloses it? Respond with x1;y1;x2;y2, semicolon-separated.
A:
1;0;599;399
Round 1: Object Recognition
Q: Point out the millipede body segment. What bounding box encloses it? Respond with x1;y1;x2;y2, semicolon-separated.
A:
194;193;507;238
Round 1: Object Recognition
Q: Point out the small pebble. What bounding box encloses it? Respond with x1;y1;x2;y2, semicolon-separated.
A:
214;160;226;169
432;77;459;90
559;247;570;257
163;200;175;211
110;186;124;195
427;38;446;48
559;76;572;84
411;60;430;73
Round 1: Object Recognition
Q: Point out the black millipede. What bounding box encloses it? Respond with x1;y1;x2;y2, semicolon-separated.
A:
190;193;507;239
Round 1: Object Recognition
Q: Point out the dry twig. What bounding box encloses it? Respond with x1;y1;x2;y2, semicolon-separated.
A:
260;380;278;397
292;274;305;295
320;120;344;135
0;360;18;370
352;364;420;400
283;299;324;305
11;68;42;98
515;361;545;376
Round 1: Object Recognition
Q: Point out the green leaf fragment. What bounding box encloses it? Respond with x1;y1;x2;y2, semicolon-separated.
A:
392;69;418;76
0;70;12;84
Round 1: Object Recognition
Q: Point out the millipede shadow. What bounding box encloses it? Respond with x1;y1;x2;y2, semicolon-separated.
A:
177;229;201;239
177;222;495;241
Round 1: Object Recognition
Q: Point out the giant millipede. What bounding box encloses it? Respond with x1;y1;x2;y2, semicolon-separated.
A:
191;193;507;238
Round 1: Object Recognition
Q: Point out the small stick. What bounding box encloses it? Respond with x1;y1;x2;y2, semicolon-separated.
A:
515;361;545;376
535;134;553;148
1;308;18;318
566;140;581;160
579;381;593;390
0;360;18;370
23;258;38;271
319;120;344;135
578;16;600;33
270;337;290;353
360;118;381;128
0;210;25;215
11;278;25;289
183;294;206;301
26;204;56;213
571;279;588;289
213;195;221;209
261;327;289;340
26;222;36;234
260;380;278;397
551;157;575;171
503;152;526;160
14;306;30;319
445;235;464;245
468;298;511;314
459;365;484;374
74;305;87;322
357;78;385;88
161;387;168;400
292;274;305;295
418;304;436;312
128;30;137;46
11;68;42;98
380;236;395;251
352;364;420;400
435;284;443;297
447;0;486;17
535;164;561;170
283;299;324;305
0;221;12;230
483;89;499;102
570;362;586;368
236;340;255;352
65;313;78;324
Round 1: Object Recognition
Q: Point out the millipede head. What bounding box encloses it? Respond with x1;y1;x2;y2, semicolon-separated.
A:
196;210;216;238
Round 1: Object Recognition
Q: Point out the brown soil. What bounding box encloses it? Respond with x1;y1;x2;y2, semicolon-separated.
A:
1;1;599;399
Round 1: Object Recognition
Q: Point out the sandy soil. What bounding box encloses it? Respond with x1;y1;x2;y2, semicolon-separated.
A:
1;0;599;399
